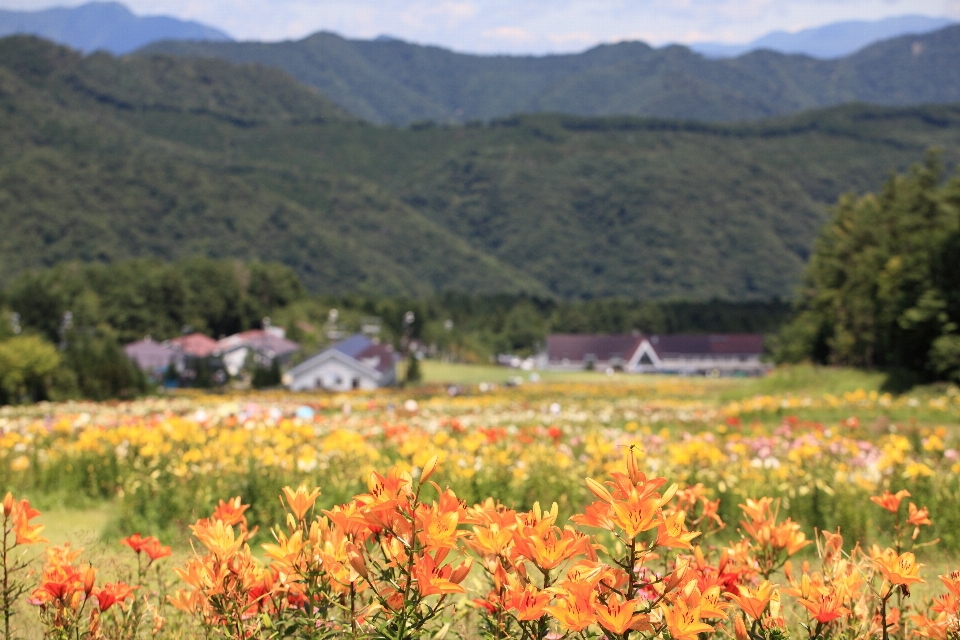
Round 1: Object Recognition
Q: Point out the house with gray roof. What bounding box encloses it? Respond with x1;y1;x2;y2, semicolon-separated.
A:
285;335;397;391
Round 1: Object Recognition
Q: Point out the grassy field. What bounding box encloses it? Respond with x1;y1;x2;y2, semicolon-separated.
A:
403;360;672;385
411;360;919;401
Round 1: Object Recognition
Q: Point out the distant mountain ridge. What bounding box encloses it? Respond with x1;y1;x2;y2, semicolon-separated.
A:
3;36;960;301
0;1;231;54
691;15;956;59
141;24;960;125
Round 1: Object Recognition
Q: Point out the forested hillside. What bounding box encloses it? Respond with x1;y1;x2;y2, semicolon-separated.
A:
141;25;960;125
2;36;960;300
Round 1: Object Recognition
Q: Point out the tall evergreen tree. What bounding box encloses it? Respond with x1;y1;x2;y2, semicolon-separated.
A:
778;153;960;381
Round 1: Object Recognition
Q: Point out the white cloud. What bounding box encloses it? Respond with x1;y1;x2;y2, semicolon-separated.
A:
481;25;535;42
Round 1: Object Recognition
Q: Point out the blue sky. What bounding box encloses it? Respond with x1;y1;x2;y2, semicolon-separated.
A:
2;0;958;53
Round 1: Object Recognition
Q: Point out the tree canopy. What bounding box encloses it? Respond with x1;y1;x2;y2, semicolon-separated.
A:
778;153;960;382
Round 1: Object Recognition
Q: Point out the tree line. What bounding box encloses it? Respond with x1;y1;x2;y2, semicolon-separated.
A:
0;258;793;403
777;152;960;385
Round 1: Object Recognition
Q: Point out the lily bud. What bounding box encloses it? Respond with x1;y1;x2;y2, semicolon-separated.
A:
347;543;369;580
659;483;679;507
421;455;439;483
2;492;13;516
450;557;473;584
262;569;275;592
83;566;96;595
585;478;614;503
734;615;749;640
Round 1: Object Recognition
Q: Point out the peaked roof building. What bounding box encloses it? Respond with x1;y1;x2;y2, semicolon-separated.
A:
543;333;768;375
286;334;397;391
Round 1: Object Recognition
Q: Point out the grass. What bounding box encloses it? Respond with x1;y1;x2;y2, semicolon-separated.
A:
404;359;744;387
36;504;118;547
719;364;889;400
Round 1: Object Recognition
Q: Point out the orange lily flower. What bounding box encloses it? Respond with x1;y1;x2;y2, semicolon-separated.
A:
931;593;958;615
466;523;514;557
909;613;951;640
323;501;372;538
729;580;777;620
210;496;249;527
874;549;925;586
870;489;910;513
262;530;305;567
656;511;700;549
544;589;596;632
797;593;850;624
907;503;932;527
660;599;714;640
739;497;775;524
167;588;205;614
595;596;649;634
939;570;960;599
907;503;932;539
419;507;463;550
95;582;137;612
511;526;589;570
697;585;730;620
9;497;47;546
142;537;173;561
505;584;552;621
413;550;471;596
190;519;245;561
121;533;150;554
282;485;321;521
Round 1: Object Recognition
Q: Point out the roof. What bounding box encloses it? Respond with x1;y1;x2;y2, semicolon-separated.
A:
287;335;395;379
545;333;766;362
169;333;219;358
124;339;177;371
287;347;385;380
217;329;299;357
648;334;765;357
333;334;374;358
546;334;643;362
355;343;396;374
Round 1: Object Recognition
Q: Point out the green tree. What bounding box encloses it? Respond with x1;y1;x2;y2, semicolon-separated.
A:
61;330;148;401
778;153;960;382
0;335;61;404
405;352;422;385
501;301;547;354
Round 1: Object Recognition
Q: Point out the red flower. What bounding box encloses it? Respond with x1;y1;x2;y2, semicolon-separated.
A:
95;582;137;612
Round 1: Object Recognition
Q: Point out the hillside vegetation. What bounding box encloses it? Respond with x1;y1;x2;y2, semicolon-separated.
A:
142;25;960;125
3;36;960;300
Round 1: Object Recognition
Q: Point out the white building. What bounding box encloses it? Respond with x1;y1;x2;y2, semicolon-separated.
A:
285;335;397;391
543;333;768;375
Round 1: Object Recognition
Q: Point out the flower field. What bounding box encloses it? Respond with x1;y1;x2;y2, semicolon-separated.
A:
2;370;960;638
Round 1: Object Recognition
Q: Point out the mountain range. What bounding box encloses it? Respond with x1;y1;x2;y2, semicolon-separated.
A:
142;24;960;125
690;15;955;59
2;36;960;301
0;1;231;54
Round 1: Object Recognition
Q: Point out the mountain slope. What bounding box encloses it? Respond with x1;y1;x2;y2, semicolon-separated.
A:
141;25;960;125
0;2;231;55
3;37;960;300
0;37;546;297
691;15;955;59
